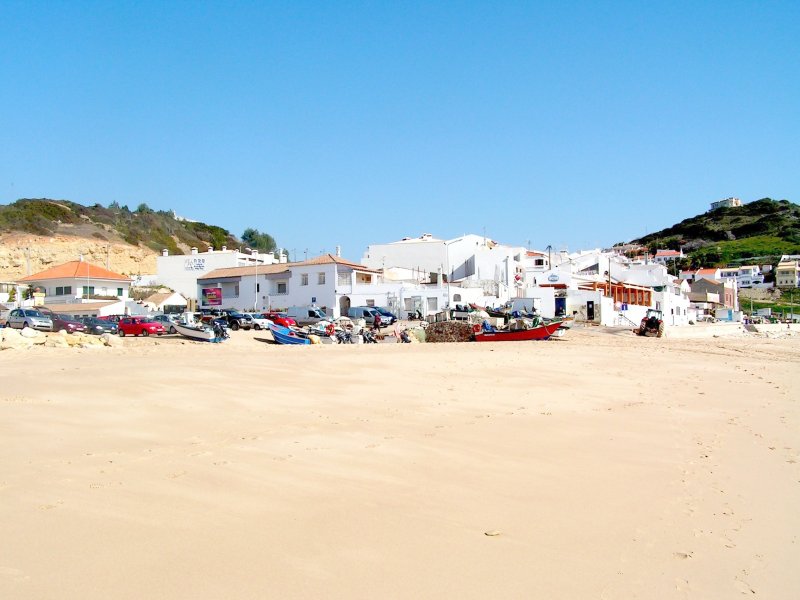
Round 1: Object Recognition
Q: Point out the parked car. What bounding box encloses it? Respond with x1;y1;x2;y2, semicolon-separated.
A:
51;313;88;334
152;314;178;334
245;313;273;330
219;310;252;331
7;308;53;331
373;307;398;325
98;314;125;323
0;309;10;327
117;317;166;337
79;317;119;335
262;312;297;328
347;306;381;325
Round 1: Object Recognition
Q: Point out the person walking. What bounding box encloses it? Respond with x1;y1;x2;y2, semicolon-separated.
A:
373;312;382;332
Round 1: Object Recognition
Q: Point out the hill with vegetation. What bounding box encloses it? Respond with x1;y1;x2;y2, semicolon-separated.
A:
630;198;800;267
0;198;243;254
0;198;279;280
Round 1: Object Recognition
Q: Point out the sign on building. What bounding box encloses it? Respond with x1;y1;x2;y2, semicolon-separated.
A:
202;287;222;306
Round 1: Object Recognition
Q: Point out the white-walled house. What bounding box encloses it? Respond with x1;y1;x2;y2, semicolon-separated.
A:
17;260;132;304
157;246;282;301
142;291;188;314
196;253;484;319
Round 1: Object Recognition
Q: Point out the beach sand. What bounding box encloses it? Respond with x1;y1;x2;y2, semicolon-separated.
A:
1;327;798;599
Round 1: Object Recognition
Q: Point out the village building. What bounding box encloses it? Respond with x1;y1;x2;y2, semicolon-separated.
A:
775;259;800;288
653;249;684;265
156;246;282;304
709;197;742;211
17;260;132;304
141;291;189;314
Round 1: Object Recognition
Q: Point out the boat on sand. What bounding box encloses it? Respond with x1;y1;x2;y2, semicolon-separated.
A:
473;320;565;342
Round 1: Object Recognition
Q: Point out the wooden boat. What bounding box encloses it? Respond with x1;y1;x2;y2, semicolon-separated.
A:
473;320;565;342
174;321;227;343
268;323;311;345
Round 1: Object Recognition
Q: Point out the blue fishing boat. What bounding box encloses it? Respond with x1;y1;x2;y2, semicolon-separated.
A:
268;323;311;345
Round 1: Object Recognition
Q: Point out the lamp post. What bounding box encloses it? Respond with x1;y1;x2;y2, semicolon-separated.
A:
253;249;259;312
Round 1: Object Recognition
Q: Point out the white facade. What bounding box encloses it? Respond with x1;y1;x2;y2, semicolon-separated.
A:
157;247;282;301
709;197;742;211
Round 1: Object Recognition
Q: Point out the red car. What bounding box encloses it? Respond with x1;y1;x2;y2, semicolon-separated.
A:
262;312;297;327
117;317;166;337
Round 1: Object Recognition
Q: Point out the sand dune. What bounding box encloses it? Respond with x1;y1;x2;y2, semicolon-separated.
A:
1;328;798;598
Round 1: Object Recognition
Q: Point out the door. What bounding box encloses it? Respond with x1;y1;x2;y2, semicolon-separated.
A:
586;301;595;321
339;296;351;318
555;297;566;317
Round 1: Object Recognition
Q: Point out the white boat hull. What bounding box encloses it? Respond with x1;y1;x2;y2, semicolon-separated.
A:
174;322;218;342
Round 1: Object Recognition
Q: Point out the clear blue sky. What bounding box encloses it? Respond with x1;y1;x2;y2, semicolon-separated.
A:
2;1;798;260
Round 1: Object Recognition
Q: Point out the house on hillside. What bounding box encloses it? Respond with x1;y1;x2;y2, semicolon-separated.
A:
709;197;742;211
775;260;800;288
17;260;132;303
653;249;684;265
690;278;739;311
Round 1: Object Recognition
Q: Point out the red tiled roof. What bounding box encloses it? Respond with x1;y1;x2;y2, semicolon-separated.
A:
655;249;681;256
19;261;130;282
696;268;718;275
295;254;380;272
200;264;291;280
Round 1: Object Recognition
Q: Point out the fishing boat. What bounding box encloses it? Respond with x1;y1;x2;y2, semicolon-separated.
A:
472;320;565;342
268;323;311;345
174;321;228;343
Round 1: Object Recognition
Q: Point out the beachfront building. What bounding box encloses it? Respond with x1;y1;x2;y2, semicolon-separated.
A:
362;232;557;309
775;259;800;288
196;253;478;318
17;259;132;304
690;278;739;311
156;246;283;303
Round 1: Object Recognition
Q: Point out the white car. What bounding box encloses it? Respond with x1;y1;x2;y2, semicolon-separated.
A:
246;313;273;330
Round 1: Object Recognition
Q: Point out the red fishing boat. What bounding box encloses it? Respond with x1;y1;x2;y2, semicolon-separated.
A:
472;320;565;342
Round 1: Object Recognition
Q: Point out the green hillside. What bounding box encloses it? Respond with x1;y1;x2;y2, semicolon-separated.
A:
631;198;800;267
0;198;243;255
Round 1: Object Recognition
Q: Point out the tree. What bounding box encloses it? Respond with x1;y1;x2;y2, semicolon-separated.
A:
242;228;277;253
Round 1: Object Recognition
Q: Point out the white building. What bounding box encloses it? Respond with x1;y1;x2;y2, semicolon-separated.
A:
709;197;742;211
653;249;684;265
156;246;282;302
142;291;188;314
17;260;132;304
196;253;496;319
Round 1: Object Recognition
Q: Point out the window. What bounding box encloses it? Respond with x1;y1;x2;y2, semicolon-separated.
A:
318;272;325;285
56;286;64;295
427;297;438;311
277;282;287;294
82;286;95;296
453;294;462;302
338;273;349;285
301;274;309;286
366;299;375;307
117;288;123;296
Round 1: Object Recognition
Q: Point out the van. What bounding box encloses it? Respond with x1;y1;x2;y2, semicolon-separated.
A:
286;305;329;326
347;306;380;325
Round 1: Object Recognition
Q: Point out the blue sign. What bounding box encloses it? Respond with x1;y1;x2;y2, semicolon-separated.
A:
621;303;628;310
547;274;559;282
311;297;316;303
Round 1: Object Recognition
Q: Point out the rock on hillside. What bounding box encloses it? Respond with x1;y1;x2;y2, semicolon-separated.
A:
0;232;157;280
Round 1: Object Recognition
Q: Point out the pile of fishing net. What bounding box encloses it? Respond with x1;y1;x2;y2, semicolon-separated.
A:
424;321;475;343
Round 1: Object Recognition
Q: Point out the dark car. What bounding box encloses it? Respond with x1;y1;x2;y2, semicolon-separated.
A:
79;317;119;335
262;312;297;328
219;310;252;331
52;313;88;334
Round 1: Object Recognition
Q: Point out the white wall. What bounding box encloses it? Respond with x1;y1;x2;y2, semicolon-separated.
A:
158;249;276;300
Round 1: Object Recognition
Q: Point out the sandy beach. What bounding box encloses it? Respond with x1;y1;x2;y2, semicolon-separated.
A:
1;327;798;599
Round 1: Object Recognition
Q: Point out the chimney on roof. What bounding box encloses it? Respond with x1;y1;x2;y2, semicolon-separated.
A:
335;245;341;257
207;246;213;253
221;245;227;252
162;249;169;257
191;247;198;255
